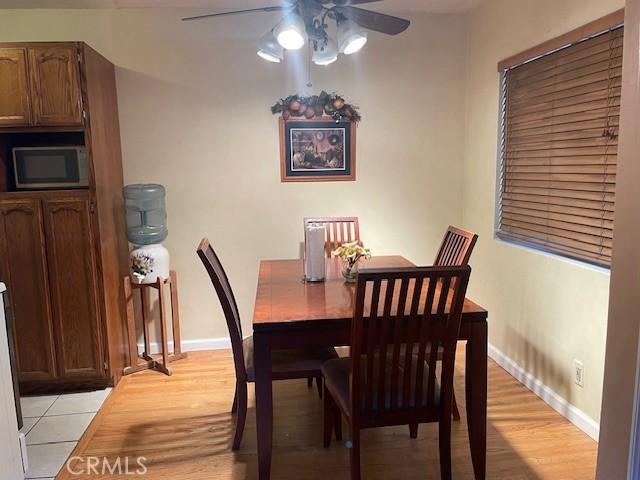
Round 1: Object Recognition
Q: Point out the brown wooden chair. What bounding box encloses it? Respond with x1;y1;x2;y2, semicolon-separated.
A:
197;238;338;450
304;217;360;258
322;265;471;480
434;225;478;421
434;226;478;268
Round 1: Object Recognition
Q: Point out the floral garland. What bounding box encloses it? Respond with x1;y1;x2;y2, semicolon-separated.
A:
271;91;361;123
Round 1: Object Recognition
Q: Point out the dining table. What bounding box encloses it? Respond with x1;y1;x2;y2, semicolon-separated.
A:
252;255;489;480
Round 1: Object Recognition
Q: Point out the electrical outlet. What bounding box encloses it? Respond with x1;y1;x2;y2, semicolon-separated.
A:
574;360;584;388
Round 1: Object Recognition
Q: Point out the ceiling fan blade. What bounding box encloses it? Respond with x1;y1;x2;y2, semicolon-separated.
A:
182;6;286;22
334;0;383;4
340;6;410;35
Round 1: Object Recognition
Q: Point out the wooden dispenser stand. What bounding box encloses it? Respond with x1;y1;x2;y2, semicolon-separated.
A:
123;271;187;376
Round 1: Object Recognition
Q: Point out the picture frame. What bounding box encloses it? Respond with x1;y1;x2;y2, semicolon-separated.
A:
279;117;357;182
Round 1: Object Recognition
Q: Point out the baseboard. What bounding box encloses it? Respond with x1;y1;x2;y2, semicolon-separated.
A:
138;337;231;354
489;343;600;441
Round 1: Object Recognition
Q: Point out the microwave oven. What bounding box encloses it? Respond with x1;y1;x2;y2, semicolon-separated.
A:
12;146;89;190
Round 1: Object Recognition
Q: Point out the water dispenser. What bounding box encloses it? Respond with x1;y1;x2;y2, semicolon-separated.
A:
123;184;170;284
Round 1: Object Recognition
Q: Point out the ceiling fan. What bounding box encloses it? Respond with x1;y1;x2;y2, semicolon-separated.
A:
182;0;411;66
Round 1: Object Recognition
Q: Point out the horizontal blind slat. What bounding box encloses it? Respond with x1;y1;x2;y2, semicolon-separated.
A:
503;186;615;202
509;86;622;117
500;218;613;245
509;77;622;107
502;192;615;211
510;55;623;91
507;117;619;138
510;46;623;84
504;155;617;166
502;199;615;219
501;206;614;229
507;96;620;124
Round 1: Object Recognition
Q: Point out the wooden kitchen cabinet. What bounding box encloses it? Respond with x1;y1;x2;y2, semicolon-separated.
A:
0;44;82;128
0;48;31;127
43;196;104;379
29;46;82;126
0;199;57;382
0;42;129;393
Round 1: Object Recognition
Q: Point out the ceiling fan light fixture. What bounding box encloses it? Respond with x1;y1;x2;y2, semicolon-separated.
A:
257;31;284;63
274;12;307;50
257;49;282;63
338;19;368;55
312;37;338;66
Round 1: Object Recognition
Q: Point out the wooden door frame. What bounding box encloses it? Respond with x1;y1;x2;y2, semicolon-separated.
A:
596;3;640;479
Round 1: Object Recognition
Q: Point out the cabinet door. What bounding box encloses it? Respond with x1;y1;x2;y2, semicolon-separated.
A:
28;46;82;126
0;48;31;126
0;199;56;381
43;197;104;378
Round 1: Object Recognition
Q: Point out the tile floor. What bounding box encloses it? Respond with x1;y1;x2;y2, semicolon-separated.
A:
19;388;111;479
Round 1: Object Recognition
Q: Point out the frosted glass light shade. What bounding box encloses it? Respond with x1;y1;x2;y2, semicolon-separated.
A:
274;12;307;50
338;19;368;55
312;37;338;66
257;31;283;63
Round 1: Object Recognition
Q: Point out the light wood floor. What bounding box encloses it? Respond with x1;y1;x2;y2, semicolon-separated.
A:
57;349;597;479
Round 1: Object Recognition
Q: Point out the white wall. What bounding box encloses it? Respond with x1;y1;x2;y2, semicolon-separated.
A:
462;0;623;424
0;8;468;342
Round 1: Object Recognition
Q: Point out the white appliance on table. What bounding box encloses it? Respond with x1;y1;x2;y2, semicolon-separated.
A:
0;283;27;479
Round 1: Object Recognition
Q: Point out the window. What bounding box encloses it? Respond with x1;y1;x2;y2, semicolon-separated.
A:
497;24;624;268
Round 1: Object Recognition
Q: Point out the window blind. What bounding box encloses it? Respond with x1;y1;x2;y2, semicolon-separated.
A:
498;26;623;268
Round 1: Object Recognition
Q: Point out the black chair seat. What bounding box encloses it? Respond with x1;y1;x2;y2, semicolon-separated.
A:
243;336;339;382
322;355;440;414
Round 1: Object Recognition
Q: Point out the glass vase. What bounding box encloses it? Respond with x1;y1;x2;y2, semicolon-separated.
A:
342;259;360;283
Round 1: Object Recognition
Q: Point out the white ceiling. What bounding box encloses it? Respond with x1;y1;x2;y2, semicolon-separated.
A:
0;0;485;13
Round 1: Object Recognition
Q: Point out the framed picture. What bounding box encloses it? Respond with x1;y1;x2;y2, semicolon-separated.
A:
279;118;356;182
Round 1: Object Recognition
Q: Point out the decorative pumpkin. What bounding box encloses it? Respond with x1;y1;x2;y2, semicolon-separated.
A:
289;100;301;111
298;104;308;115
305;108;316;119
333;98;345;110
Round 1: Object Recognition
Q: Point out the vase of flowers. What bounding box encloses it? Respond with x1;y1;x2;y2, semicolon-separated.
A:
332;241;372;283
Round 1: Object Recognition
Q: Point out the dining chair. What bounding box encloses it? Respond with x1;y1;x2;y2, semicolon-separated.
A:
434;226;478;268
197;238;339;450
434;225;478;421
304;217;360;258
322;265;471;480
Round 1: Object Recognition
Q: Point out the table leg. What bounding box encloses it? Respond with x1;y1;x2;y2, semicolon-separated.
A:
254;332;273;480
466;321;487;480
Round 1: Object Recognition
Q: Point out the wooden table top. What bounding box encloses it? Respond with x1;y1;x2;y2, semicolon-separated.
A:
253;256;487;331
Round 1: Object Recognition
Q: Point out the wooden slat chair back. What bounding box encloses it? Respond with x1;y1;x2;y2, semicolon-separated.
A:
304;217;360;258
197;238;246;381
351;266;470;422
322;265;471;479
434;226;478;267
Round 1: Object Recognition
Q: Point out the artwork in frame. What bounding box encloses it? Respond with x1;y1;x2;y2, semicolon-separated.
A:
279;118;356;182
